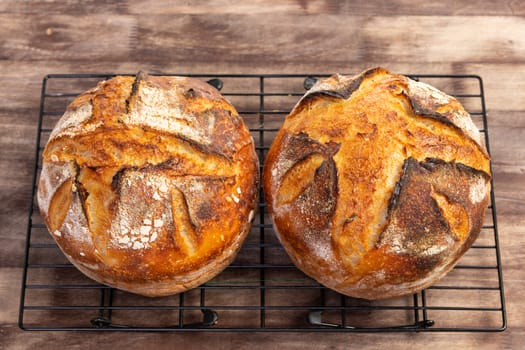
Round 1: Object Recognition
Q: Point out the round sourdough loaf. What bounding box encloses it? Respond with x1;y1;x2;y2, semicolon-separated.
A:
263;68;491;300
38;73;259;297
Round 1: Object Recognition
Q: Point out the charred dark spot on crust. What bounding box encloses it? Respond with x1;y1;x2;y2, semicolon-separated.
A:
343;213;358;226
382;158;449;247
330;74;365;99
388;157;451;231
455;161;492;181
419;157;443;171
296;157;338;232
110;166;138;192
310;87;358;100
303;67;385;102
405;92;458;129
411;253;443;275
126;71;148;114
109;137;135;153
402;85;491;160
387;158;411;214
401;86;475;143
274;132;340;239
389;157;490;214
110;168;125;192
379;157;453;275
184;87;197;99
139;157;180;172
172;175;236;232
196;201;213;222
303;73;364;102
179;129;234;161
381;156;490;269
419;157;491;184
179;187;198;231
206;107;243;159
73;161;90;221
278;132;341;176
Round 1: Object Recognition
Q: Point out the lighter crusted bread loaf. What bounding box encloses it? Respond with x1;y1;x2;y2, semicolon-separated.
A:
38;73;259;297
263;68;491;300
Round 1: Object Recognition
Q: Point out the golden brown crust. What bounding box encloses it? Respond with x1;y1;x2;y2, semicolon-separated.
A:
38;73;259;297
263;68;491;300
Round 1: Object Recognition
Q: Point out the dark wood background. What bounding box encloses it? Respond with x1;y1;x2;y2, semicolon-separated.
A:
1;1;524;348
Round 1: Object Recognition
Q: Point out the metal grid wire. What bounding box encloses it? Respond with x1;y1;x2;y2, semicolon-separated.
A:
19;73;506;332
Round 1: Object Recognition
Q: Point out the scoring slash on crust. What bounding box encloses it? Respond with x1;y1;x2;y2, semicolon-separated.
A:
37;72;259;297
263;67;491;300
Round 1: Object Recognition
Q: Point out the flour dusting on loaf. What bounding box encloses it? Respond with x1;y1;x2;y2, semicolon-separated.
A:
263;67;491;300
38;73;259;297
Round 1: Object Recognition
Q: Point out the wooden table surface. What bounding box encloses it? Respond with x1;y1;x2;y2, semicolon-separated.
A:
1;1;524;348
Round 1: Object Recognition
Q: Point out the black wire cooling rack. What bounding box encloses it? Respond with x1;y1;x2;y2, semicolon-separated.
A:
19;73;506;332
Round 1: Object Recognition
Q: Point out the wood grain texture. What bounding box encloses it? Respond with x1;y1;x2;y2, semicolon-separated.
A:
2;0;525;16
3;14;524;65
0;0;524;348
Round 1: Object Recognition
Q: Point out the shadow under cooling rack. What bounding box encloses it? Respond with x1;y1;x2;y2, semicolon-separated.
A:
19;73;506;332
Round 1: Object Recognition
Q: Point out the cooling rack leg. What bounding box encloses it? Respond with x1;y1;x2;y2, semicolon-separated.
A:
90;288;113;328
307;292;434;330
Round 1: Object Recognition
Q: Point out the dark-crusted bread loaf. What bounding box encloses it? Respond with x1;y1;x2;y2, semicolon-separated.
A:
38;73;259;297
263;67;491;300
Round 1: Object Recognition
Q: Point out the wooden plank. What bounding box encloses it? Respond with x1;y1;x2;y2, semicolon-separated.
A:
2;0;525;16
110;14;525;65
493;172;525;219
2;14;525;65
489;113;525;174
0;14;134;62
126;0;525;16
0;0;128;14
